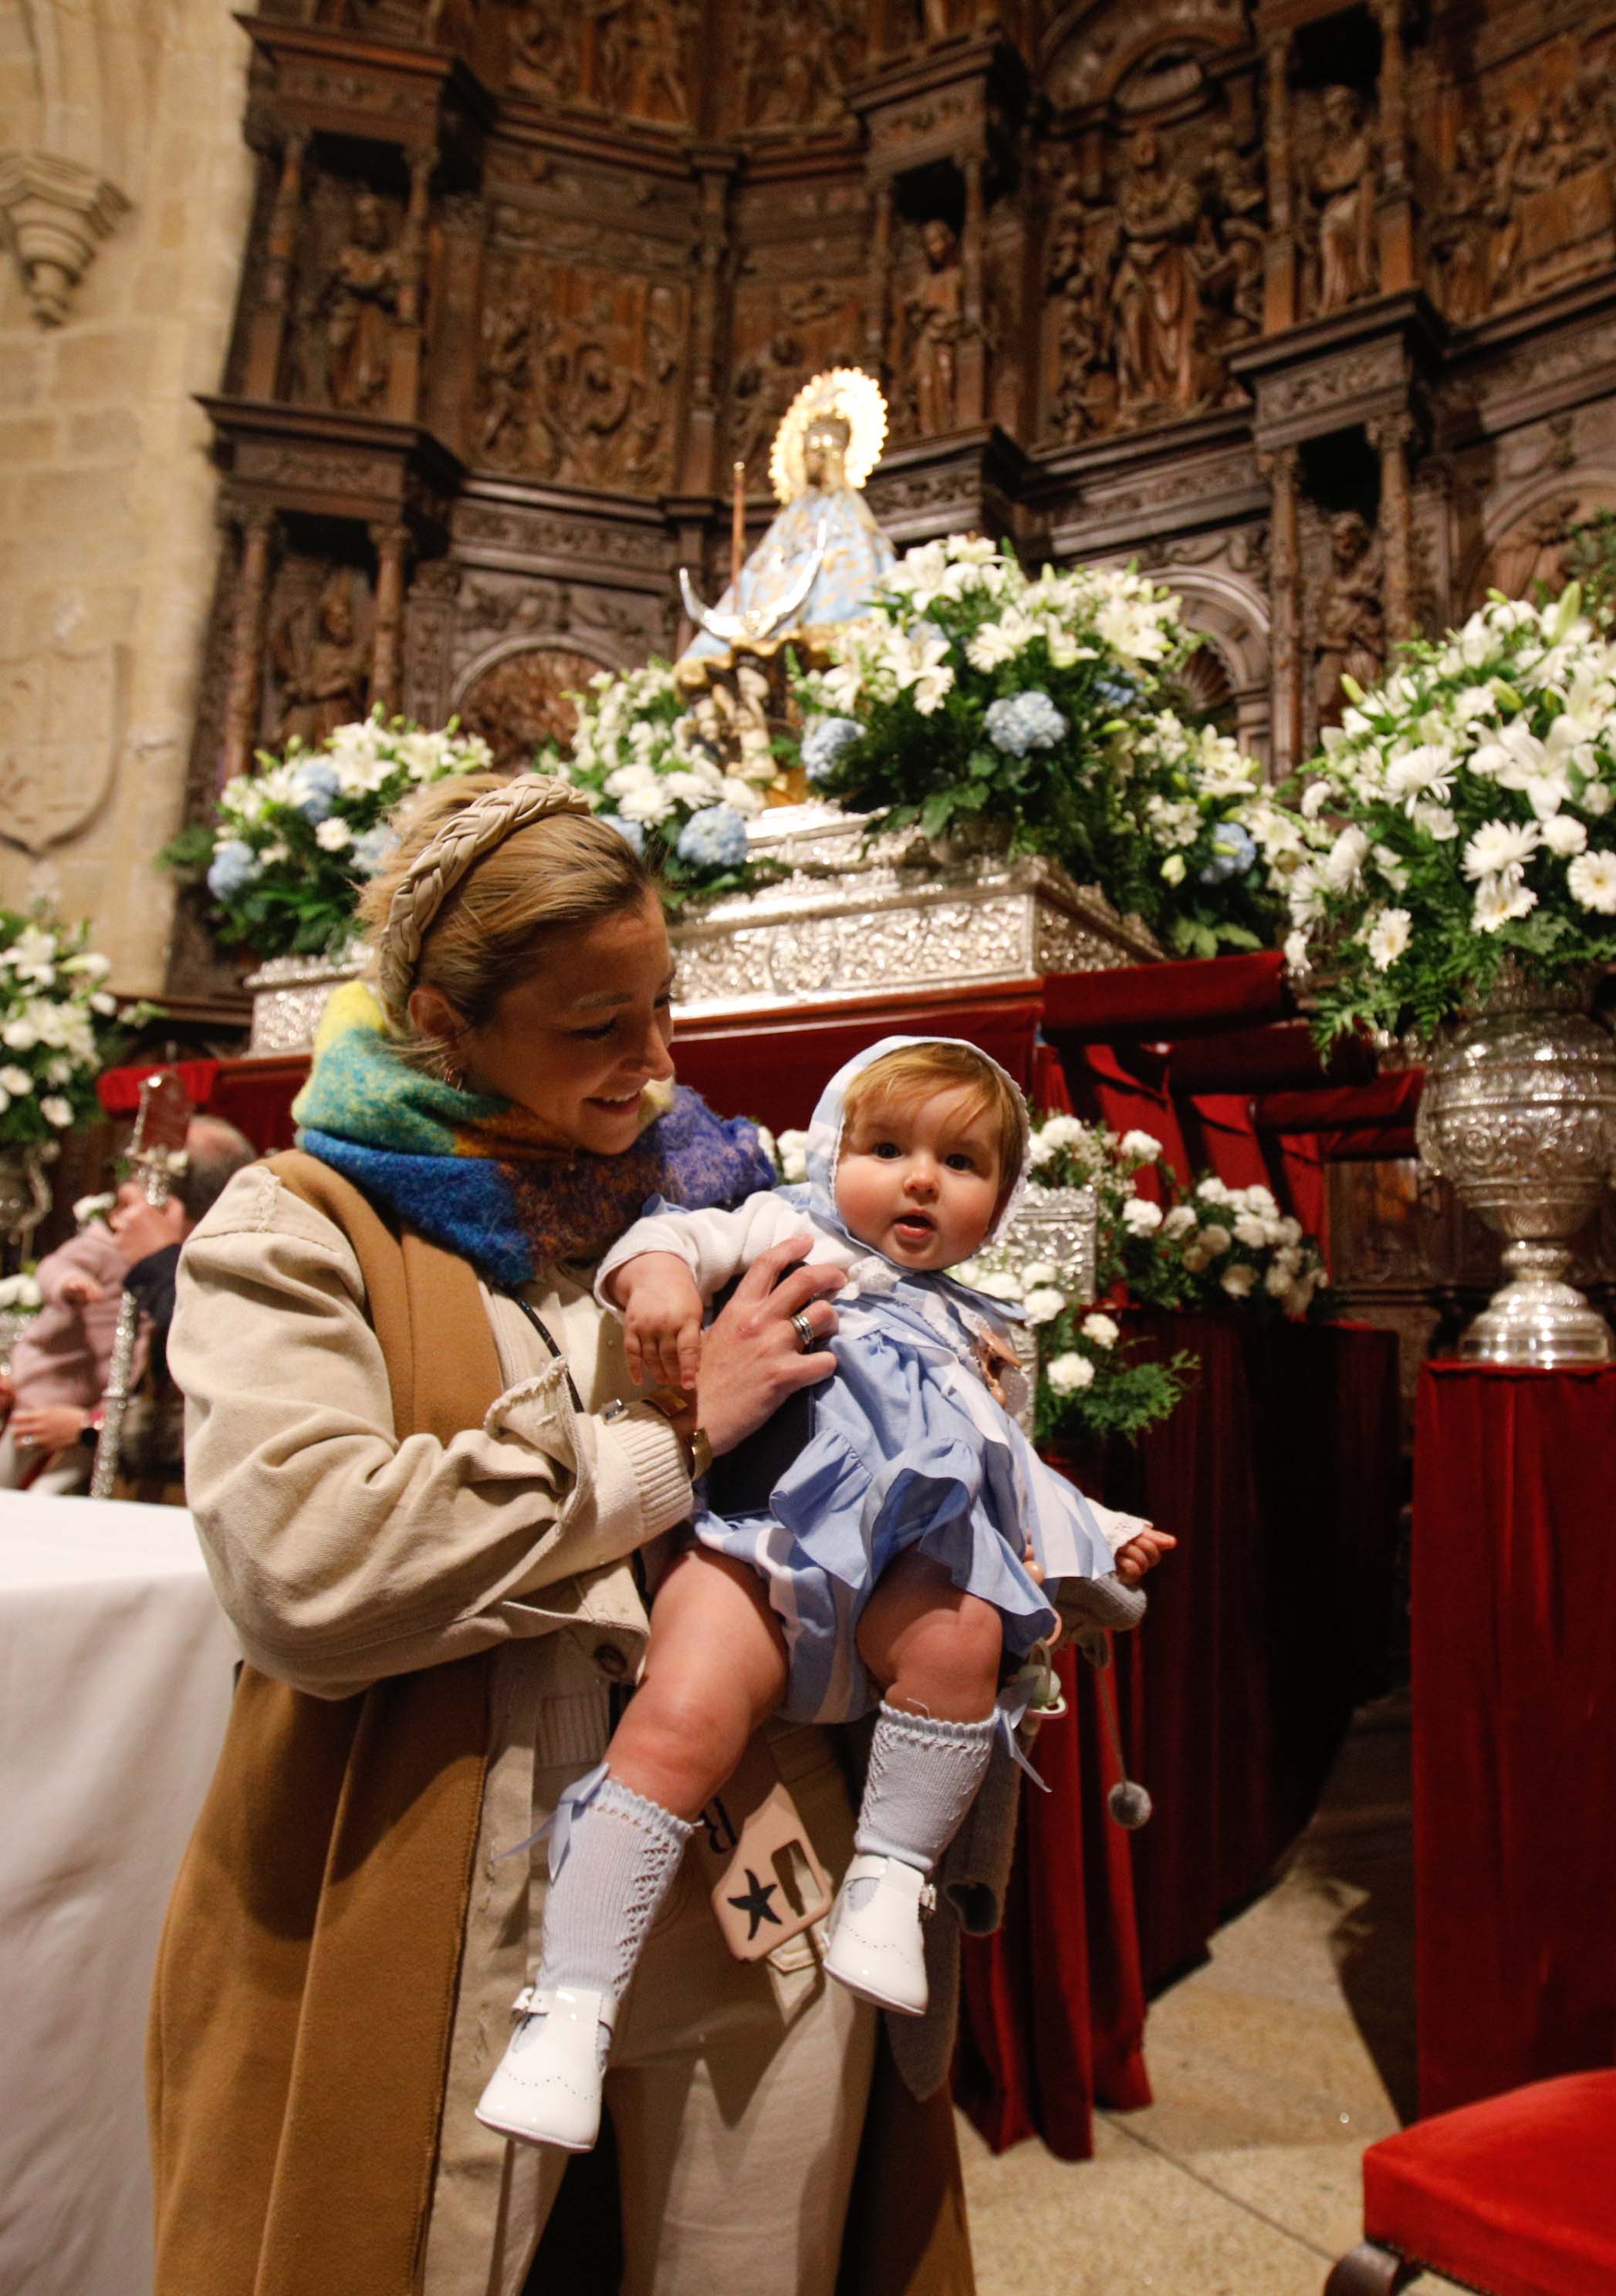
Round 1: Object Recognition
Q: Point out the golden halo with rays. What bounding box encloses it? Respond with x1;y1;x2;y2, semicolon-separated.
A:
769;366;887;505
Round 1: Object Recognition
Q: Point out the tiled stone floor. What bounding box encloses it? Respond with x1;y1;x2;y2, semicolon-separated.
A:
961;1693;1466;2295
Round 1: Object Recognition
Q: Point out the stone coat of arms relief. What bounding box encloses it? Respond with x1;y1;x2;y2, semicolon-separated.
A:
0;644;130;858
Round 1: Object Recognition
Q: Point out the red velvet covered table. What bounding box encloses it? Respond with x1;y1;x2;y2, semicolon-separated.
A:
1411;1362;1616;2119
957;1312;1401;2157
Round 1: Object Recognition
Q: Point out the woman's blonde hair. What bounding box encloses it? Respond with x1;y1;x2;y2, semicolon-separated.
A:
359;772;654;1071
841;1042;1029;1200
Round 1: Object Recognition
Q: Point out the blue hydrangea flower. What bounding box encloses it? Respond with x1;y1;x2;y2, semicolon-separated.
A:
289;758;342;823
800;716;864;786
1198;821;1258;883
1094;674;1143;711
984;690;1069;757
207;839;262;900
351;824;399;879
676;803;748;870
599;813;646;855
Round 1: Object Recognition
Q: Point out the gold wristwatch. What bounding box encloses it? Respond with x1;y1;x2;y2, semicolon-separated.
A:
610;1388;712;1482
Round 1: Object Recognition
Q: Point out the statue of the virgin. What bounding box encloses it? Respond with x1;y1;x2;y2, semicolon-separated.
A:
679;366;894;668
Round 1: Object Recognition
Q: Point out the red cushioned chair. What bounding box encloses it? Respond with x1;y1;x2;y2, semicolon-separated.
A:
1325;2072;1616;2295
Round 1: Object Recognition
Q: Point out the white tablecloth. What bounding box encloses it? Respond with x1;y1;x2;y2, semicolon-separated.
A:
0;1492;237;2296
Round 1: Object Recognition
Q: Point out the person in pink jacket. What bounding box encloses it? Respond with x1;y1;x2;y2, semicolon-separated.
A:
0;1221;140;1494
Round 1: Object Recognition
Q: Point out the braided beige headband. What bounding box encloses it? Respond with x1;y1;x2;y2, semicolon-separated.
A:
374;774;594;1025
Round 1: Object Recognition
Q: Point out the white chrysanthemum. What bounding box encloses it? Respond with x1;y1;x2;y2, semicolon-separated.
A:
1265;1260;1296;1300
1025;1130;1056;1169
1199;1222;1232;1256
41;1094;73;1127
617;777;676;824
1081;1312;1121;1349
1120;1129;1162;1165
1046;1352;1096;1396
1221;1263;1259;1298
1462;819;1540;880
1364;907;1413;970
1232;1213;1271;1249
776;1129;810;1183
1567;850;1616;914
1472;870;1537;931
1541;814;1589;857
1037;1115;1084;1150
1195;1177;1232;1205
1023;1287;1067;1325
0;1064;31;1096
314;816;353;851
1411;802;1459;841
1122;1197;1163;1236
973;1270;1024;1301
1322;824;1371;892
1161;1204;1197;1240
1283;928;1312;975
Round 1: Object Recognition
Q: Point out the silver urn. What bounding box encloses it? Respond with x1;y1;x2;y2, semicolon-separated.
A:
999;1182;1099;1429
0;1143;51;1263
1415;971;1616;1364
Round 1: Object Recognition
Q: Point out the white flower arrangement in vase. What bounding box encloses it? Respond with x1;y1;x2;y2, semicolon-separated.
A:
0;907;125;1149
1270;586;1616;1040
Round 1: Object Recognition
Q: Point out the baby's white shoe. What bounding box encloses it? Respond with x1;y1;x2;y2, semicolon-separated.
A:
475;1984;610;2152
824;1852;934;2016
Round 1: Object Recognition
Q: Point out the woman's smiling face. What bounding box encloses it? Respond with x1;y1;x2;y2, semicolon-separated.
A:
427;890;678;1154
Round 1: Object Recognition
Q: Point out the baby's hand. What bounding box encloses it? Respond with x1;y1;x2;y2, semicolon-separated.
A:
1114;1527;1176;1585
59;1272;106;1308
614;1251;705;1392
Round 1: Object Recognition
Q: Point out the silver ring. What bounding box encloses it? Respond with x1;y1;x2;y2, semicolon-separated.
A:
790;1308;817;1353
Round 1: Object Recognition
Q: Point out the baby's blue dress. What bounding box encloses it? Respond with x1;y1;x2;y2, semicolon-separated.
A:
692;1207;1116;1727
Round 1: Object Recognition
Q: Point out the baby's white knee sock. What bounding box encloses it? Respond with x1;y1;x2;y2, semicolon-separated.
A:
853;1701;996;1875
534;1773;692;2035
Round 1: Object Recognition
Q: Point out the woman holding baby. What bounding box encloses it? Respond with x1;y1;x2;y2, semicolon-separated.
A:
151;772;1165;2296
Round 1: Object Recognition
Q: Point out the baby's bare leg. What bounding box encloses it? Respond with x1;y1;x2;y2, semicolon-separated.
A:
856;1549;1003;1723
609;1547;789;1818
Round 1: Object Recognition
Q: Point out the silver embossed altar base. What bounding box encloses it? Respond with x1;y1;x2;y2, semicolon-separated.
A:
245;803;1158;1054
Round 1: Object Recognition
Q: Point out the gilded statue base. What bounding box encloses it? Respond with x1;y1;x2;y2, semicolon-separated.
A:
669;804;1159;1017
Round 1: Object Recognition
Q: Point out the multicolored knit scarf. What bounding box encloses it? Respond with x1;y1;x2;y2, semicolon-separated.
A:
292;981;776;1286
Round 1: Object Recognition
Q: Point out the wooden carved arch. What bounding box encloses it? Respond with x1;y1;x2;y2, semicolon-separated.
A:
451;636;624;770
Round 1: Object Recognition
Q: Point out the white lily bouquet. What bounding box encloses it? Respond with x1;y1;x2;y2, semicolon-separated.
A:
793;534;1287;957
163;712;495;961
0;907;124;1149
1272;586;1616;1042
0;1270;42;1315
544;660;781;908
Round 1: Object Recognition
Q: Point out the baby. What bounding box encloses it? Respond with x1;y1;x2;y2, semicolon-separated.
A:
477;1036;1171;2152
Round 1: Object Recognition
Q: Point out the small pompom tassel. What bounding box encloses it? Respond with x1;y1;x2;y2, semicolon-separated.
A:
1107;1779;1153;1829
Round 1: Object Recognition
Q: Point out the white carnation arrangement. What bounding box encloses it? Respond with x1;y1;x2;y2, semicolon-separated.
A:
163;711;494;961
1170;1177;1330;1320
0;1269;42;1314
1269;585;1616;1041
544;659;782;907
0;907;126;1150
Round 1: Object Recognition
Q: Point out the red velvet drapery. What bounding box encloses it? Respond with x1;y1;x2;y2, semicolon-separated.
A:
1412;1363;1616;2118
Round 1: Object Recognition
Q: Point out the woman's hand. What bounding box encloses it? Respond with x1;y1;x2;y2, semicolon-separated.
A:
697;1234;843;1458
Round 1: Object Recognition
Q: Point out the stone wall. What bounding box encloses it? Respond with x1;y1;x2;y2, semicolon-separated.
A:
0;0;255;996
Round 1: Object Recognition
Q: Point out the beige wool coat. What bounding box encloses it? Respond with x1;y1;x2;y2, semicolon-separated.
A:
149;1152;972;2296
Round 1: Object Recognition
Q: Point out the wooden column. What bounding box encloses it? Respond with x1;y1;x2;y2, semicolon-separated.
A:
958;152;987;425
1374;0;1415;294
865;177;894;377
370;522;411;720
1372;411;1416;643
678;154;733;498
1261;445;1302;775
388;144;434;420
242;129;309;400
1263;39;1296;334
423;191;485;460
221;505;276;786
